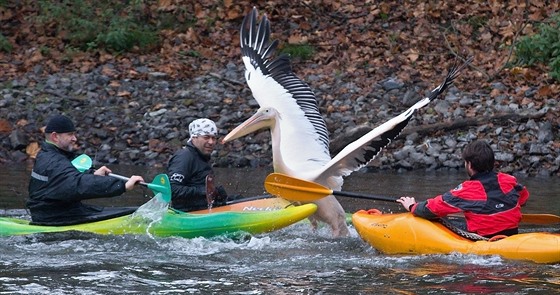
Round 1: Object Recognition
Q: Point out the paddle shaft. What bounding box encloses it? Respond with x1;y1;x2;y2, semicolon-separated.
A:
71;154;172;202
332;190;398;203
108;173;149;187
73;154;148;187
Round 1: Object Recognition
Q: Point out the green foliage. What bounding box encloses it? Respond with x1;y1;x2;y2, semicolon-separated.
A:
280;43;315;60
0;33;13;53
97;22;159;52
465;15;487;40
513;14;560;80
36;0;160;53
466;15;487;31
179;50;201;58
61;46;80;63
39;46;50;56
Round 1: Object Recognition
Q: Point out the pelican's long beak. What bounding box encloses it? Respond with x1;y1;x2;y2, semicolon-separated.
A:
222;109;273;144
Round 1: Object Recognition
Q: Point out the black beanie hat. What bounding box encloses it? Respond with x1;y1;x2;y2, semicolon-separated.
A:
45;115;76;133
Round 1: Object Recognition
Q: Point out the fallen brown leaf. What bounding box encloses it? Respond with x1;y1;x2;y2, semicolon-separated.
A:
26;142;40;158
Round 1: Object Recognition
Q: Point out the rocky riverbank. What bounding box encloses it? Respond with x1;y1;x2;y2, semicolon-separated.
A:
1;2;559;177
1;61;558;177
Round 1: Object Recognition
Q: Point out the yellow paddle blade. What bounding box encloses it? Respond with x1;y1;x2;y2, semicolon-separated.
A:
264;173;333;202
521;213;560;224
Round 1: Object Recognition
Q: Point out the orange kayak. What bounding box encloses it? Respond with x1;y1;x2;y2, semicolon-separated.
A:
352;209;560;264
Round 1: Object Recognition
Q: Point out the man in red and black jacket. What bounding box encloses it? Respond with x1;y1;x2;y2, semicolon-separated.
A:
397;140;529;238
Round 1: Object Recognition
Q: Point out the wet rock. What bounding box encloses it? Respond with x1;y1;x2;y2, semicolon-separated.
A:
381;77;404;91
495;152;514;162
11;78;29;88
529;144;548;154
458;96;474;106
9;130;27;149
537;122;553;143
10;150;28;162
434;100;451;117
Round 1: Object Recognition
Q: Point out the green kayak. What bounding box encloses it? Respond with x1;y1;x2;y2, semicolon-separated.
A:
0;197;317;238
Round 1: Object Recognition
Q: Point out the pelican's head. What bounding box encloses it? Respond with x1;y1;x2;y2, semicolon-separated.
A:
222;107;281;144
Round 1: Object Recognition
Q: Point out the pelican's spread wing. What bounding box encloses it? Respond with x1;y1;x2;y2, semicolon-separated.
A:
239;8;331;165
315;58;473;181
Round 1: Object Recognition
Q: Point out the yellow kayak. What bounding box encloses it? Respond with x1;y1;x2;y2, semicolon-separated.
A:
352;209;560;264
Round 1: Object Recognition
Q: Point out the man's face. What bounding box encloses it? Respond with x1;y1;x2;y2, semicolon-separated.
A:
53;132;78;152
191;135;216;156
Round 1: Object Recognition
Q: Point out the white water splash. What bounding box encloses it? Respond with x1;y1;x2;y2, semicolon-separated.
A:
133;193;169;222
246;236;271;249
129;193;169;237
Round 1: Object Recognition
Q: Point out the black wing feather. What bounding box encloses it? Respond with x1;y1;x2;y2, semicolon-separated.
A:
240;7;330;149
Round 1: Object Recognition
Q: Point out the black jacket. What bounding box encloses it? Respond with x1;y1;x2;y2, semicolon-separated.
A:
166;142;213;211
27;142;127;224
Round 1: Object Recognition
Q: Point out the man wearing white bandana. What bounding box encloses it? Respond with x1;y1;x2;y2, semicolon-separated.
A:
166;118;228;211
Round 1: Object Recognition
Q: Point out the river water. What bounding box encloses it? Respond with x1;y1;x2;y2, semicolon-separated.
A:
1;164;559;294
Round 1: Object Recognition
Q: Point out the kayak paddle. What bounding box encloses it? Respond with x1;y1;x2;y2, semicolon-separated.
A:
71;154;171;203
264;173;560;224
264;172;398;203
71;153;93;173
446;212;560;225
520;213;560;224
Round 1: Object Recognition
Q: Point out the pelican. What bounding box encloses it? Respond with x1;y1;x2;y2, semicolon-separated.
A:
223;8;470;237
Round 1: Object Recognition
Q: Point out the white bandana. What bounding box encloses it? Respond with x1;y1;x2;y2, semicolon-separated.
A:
189;118;217;139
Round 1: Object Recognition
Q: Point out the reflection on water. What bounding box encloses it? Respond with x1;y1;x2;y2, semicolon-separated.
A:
1;164;559;294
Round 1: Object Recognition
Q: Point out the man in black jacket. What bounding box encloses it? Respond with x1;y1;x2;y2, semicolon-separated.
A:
166;118;228;211
27;115;145;225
